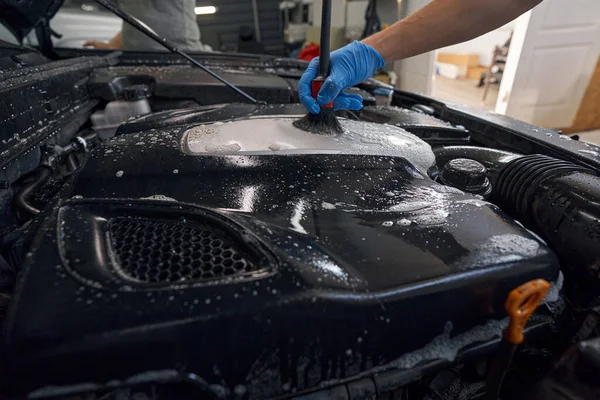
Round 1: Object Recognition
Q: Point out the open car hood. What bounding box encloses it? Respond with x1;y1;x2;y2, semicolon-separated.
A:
0;0;63;42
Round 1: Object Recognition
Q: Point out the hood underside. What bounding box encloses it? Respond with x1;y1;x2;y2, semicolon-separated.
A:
0;0;62;42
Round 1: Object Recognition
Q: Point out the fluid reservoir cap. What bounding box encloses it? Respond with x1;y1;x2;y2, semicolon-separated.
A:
122;84;151;101
440;158;492;197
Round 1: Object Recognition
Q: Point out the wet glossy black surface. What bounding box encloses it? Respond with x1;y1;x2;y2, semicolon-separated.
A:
391;90;600;174
88;66;293;105
360;105;470;145
115;103;469;146
3;115;559;398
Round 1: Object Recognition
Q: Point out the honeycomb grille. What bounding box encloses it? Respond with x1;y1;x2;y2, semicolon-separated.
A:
108;217;258;284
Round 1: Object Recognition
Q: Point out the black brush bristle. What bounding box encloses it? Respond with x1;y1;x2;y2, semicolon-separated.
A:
293;107;343;135
294;0;341;135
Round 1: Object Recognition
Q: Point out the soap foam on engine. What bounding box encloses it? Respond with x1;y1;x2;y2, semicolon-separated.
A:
375;273;563;373
484;234;541;258
389;319;507;370
456;233;543;270
140;194;177;202
544;271;564;304
183;117;436;174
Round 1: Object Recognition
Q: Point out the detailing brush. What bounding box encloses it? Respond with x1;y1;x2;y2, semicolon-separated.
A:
293;0;343;135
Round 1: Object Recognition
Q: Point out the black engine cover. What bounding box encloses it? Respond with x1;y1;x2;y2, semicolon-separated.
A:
2;111;559;398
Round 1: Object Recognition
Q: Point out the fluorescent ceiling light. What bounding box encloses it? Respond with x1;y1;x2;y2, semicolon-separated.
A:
195;6;217;15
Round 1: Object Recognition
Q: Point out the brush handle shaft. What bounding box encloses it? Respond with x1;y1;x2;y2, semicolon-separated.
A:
319;0;333;76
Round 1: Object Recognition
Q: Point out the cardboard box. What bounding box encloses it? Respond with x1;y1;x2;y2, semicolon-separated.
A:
437;53;480;68
467;66;488;80
435;62;467;79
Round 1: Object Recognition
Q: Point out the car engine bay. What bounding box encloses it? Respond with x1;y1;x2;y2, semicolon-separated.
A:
1;33;600;400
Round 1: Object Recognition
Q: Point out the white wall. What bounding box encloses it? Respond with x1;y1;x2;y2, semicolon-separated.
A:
347;0;368;27
394;0;435;95
439;21;515;66
312;0;346;27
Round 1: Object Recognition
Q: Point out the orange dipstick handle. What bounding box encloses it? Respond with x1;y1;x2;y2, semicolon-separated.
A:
503;279;550;345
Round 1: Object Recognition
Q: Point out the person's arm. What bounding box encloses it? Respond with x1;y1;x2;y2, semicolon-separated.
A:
84;31;123;49
362;0;541;62
300;0;543;114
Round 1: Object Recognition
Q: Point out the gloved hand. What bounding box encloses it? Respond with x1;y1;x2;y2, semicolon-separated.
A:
299;41;385;114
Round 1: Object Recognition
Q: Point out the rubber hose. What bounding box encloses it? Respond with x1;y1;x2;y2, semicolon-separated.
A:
14;167;52;217
494;155;600;296
66;153;78;172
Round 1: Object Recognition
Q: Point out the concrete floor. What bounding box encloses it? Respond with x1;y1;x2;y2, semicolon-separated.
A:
432;76;600;146
431;76;499;112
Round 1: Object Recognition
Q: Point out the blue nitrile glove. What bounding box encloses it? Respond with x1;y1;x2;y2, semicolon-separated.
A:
299;41;385;114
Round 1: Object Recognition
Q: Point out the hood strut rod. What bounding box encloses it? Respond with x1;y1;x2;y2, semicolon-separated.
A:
94;0;259;104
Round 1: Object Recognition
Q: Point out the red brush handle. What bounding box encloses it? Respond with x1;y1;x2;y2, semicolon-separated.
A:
311;79;333;108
